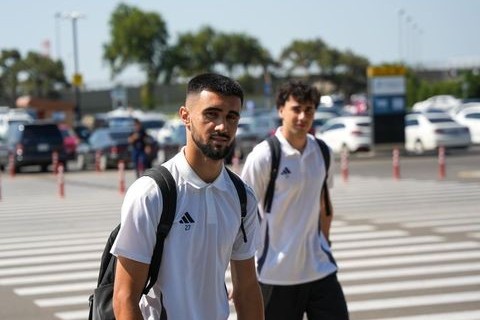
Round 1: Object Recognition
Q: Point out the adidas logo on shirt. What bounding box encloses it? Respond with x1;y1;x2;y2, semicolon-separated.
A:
280;167;291;178
179;212;195;230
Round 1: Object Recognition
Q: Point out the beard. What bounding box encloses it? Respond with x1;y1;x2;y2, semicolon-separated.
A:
191;125;235;160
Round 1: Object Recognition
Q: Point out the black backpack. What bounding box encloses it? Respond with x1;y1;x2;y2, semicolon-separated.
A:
263;135;331;215
88;165;247;320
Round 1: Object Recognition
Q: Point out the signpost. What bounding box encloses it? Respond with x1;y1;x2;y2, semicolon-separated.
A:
368;65;407;149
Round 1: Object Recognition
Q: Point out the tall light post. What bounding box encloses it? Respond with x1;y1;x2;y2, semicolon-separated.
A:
60;11;85;123
398;9;404;63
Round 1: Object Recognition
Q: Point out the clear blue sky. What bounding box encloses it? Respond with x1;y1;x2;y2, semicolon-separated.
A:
2;0;479;88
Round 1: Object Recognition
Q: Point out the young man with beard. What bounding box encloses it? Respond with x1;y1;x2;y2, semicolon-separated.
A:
111;73;264;320
241;80;349;320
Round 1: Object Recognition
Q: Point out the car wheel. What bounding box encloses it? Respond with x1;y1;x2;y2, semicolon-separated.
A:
41;164;49;172
413;140;425;155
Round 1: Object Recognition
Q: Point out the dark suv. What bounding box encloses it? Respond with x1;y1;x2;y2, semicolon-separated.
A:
0;122;67;173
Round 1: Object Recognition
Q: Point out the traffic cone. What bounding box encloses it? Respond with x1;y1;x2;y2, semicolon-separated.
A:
392;147;400;180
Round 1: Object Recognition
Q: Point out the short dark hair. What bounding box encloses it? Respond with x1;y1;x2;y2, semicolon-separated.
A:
275;80;320;110
186;73;244;106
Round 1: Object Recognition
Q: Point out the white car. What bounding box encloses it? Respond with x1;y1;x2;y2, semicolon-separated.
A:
453;106;480;144
405;113;471;154
315;116;371;154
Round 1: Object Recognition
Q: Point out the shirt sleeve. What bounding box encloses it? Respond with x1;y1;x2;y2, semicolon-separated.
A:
240;142;271;217
111;176;163;264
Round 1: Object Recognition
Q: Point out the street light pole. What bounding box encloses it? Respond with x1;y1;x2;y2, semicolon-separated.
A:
61;11;85;124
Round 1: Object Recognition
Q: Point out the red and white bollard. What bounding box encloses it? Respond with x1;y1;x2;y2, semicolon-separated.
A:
58;163;65;198
52;151;59;175
392;147;401;180
95;150;102;172
118;160;126;194
340;149;349;183
438;146;446;179
9;154;15;178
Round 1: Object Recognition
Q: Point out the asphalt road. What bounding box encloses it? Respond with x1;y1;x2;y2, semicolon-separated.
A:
0;147;479;320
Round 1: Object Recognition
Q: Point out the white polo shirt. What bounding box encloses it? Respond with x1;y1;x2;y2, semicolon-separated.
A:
111;150;258;320
241;129;337;285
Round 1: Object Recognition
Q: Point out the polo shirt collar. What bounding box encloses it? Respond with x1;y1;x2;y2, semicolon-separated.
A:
176;148;229;191
275;127;316;157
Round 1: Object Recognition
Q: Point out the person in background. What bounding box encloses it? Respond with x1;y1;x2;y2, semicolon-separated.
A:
241;80;349;320
112;73;264;320
128;118;149;177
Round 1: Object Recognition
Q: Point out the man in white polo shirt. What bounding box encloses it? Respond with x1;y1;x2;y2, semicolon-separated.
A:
241;80;349;320
111;73;264;320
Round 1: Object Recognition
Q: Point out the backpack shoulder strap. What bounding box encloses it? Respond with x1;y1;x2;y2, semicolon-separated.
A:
225;167;248;243
142;165;177;293
96;224;121;286
315;138;332;217
264;135;281;213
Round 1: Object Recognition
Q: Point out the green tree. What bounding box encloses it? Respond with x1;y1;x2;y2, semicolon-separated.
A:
0;50;67;106
19;52;68;98
103;3;169;109
173;26;218;77
0;49;22;106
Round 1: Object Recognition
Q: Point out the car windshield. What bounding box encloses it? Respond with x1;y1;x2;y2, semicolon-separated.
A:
109;131;130;142
427;118;455;124
142;120;165;129
356;122;370;127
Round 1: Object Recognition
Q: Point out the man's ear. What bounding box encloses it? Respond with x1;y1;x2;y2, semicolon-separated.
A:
179;106;190;127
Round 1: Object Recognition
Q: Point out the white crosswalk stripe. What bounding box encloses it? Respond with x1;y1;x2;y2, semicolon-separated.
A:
0;172;479;320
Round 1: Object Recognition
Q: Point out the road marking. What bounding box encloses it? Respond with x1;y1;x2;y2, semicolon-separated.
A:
332;230;408;242
339;262;480;282
347;291;480;312
0;243;104;258
0;261;99;276
402;217;480;228
330;225;376;233
55;310;88;320
379;310;480;320
344;275;480;295
333;236;443;250
35;295;88;307
369;211;480;223
334;241;480;259
435;224;480;233
0;252;99;267
0;237;107;251
0;271;97;285
0;231;110;244
339;250;480;269
15;282;96;295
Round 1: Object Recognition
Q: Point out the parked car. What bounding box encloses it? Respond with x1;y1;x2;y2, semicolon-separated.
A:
405;112;471;154
58;124;80;161
0;137;8;171
0;122;67;173
452;106;480;144
155;119;186;163
76;127;134;170
315;116;372;154
0;109;34;139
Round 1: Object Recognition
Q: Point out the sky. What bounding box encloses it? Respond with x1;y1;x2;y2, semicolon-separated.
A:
2;0;479;89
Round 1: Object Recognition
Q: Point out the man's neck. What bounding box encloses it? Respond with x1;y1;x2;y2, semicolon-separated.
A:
280;128;308;153
183;147;223;183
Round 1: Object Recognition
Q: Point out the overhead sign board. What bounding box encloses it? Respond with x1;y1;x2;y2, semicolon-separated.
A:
367;66;407;145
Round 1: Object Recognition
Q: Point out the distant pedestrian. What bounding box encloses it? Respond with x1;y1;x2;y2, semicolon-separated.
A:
112;73;264;319
241;79;349;320
128;118;149;177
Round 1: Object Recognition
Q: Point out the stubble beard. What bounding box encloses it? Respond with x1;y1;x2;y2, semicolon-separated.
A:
190;125;234;160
